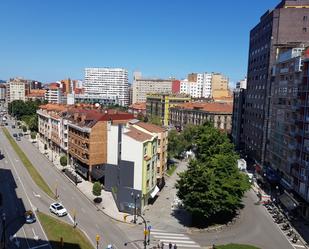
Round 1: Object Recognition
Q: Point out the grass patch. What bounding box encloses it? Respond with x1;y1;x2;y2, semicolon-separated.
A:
167;164;177;176
2;127;54;199
216;244;260;249
37;212;94;249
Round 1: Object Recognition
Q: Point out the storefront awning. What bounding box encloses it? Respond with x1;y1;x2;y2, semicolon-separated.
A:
150;186;160;198
279;191;299;211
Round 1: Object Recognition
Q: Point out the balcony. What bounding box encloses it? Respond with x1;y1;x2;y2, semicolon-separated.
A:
288;143;297;150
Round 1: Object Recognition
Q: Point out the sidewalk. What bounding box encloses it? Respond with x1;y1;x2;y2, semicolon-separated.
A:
28;136;129;223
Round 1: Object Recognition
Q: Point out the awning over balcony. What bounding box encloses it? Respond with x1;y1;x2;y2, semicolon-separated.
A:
150;186;160;198
279;191;299;211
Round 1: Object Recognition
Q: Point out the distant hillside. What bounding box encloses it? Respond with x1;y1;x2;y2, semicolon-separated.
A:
0;80;5;83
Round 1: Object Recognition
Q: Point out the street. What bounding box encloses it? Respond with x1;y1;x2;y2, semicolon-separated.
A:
0;123;136;249
1;120;306;249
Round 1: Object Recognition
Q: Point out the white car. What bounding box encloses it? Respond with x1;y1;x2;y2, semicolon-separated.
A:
49;203;67;217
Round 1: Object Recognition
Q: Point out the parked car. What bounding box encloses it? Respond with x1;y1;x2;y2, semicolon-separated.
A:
18;133;23;137
13;133;17;137
16;136;21;141
12;125;15;129
49;203;67;217
25;210;36;224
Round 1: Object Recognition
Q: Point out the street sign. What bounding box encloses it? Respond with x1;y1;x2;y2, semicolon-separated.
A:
148;225;152;230
143;230;149;235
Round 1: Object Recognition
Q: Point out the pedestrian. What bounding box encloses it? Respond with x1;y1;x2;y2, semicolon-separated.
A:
169;242;172;249
157;243;160;249
160;242;164;249
173;244;177;249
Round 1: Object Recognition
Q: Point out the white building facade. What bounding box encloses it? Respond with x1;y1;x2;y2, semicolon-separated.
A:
180;73;212;98
84;68;129;106
7;80;26;103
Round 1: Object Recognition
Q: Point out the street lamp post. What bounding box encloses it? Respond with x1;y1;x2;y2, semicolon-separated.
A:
131;192;140;224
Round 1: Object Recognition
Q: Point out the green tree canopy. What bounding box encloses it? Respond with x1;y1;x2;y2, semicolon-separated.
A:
92;182;102;197
176;123;250;225
60;156;68;167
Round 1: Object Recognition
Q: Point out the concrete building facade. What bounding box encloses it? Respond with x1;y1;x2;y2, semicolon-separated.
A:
132;72;173;104
242;0;309;164
169;102;233;133
84;68;129;107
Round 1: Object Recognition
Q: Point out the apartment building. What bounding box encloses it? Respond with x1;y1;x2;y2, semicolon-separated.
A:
267;48;309;218
26;89;46;102
128;102;146;117
84;68;129;106
6;78;27;103
146;94;191;126
232;78;247;149
37;104;69;163
44;83;63;104
131;121;168;188
132;71;174;103
212;73;230;99
180;73;212;99
241;0;309;165
169;102;233;133
67;109;133;180
0;85;6;102
105;124;158;212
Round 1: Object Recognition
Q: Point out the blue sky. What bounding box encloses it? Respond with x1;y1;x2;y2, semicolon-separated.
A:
0;0;279;84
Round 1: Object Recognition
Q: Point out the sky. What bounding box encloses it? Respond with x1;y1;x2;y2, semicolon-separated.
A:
0;0;279;84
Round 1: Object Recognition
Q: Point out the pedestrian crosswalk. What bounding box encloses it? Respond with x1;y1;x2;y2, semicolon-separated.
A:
149;229;201;248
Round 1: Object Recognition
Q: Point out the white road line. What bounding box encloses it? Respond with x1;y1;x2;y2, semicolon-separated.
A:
29;244;50;249
21;227;30;248
68;213;75;224
154;235;190;240
151;228;165;232
158;239;196;244
293;245;305;248
151;232;185;236
1;141;52;249
161;242;200;248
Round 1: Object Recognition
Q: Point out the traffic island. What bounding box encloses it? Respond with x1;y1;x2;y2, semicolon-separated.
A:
37;212;94;249
2;127;55;199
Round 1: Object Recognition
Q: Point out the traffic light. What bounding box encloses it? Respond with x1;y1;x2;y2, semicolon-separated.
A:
96;234;100;242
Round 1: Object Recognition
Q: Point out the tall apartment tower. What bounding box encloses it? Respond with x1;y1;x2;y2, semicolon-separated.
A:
242;0;309;165
84;68;129;106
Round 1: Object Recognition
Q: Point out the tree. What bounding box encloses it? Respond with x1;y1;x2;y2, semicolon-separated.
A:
60;155;68;167
148;115;162;126
92;182;102;203
30;132;37;140
22;125;27;133
175;123;250;225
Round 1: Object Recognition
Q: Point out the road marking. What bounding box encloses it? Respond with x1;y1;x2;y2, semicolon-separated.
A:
68;213;75;224
21;227;29;248
157;239;196;244
29;244;50;249
33;192;41;198
154;235;190;240
293;245;305;248
151;232;185;236
32;228;39;241
151;228;165;232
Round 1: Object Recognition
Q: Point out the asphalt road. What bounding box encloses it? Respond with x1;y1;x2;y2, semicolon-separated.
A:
0;122;137;249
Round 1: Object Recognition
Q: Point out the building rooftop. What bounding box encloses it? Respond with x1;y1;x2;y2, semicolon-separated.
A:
27;89;46;97
129;102;146;110
135;121;166;133
172;102;233;113
124;127;153;142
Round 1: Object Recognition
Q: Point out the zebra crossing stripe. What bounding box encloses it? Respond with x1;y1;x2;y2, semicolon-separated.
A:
154;236;191;240
158;239;196;244
151;232;186;236
161;243;200;248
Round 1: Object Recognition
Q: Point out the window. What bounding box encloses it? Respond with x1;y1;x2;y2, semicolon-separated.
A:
304;16;308;21
147;164;150;171
303;27;307;33
144;146;147;155
146;180;150;188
